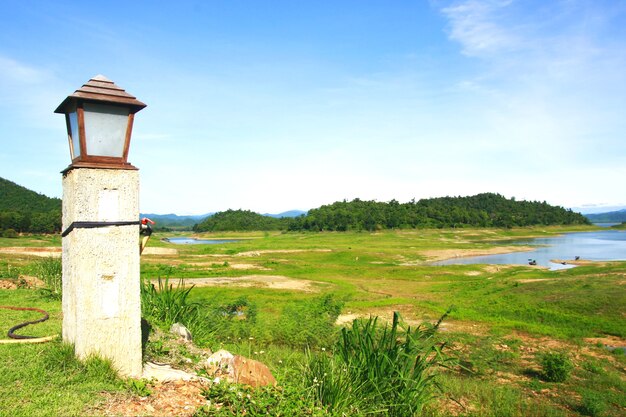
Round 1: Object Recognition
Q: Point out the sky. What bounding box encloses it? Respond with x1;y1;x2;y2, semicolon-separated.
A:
1;0;625;215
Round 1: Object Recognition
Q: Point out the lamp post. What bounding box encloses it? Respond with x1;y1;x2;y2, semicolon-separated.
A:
56;75;146;377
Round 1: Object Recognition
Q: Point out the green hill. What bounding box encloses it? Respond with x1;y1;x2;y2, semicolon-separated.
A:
0;177;62;234
288;193;589;231
194;209;288;232
192;193;589;232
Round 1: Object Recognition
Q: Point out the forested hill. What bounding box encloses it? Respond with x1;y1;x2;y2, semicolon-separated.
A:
0;177;62;234
194;193;589;232
194;209;288;232
287;193;589;231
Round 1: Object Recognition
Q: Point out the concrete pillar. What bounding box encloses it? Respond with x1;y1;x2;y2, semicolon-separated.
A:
62;167;142;377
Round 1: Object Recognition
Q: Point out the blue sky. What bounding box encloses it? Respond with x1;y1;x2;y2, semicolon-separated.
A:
1;0;625;214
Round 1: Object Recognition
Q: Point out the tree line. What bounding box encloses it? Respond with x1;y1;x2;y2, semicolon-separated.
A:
194;193;589;232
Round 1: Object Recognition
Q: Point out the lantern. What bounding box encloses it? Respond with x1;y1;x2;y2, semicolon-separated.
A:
55;75;146;170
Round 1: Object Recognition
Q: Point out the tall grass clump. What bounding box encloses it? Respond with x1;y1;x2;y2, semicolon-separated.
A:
140;276;200;329
33;256;62;299
306;311;452;416
0;260;20;279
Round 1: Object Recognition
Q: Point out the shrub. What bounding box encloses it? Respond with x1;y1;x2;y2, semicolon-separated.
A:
2;228;18;238
306;311;452;416
540;352;573;382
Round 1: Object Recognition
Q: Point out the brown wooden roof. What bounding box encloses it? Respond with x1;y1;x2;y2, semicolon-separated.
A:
54;75;147;114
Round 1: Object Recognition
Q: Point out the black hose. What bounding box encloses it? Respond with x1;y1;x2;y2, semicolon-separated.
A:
0;306;50;339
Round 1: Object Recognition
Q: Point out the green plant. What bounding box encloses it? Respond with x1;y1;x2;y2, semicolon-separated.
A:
140;276;199;328
270;294;343;348
578;391;607;416
306;311;452;416
195;380;327;416
2;228;18;238
540;352;573;382
0;260;20;279
33;257;62;299
126;378;153;397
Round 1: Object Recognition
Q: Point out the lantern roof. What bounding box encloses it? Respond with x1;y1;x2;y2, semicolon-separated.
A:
54;75;147;114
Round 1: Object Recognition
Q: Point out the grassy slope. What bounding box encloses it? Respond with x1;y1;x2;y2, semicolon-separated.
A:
0;226;624;416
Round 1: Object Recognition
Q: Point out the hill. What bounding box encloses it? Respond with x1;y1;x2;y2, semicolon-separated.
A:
192;194;589;232
585;209;626;223
193;209;288;232
288;193;589;231
140;213;213;231
0;177;62;234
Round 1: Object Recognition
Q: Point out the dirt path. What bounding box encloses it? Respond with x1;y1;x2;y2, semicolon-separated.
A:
156;275;320;292
0;247;61;258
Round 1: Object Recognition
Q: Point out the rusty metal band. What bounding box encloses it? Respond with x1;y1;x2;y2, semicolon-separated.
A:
61;221;141;238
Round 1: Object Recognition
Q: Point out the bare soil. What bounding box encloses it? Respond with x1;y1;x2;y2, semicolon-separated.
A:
157;275;321;292
418;246;534;263
90;379;209;417
0;247;61;258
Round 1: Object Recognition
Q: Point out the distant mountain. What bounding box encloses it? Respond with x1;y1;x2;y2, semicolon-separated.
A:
263;210;307;218
585;209;626;223
142;210;306;230
140;213;213;230
571;205;626;214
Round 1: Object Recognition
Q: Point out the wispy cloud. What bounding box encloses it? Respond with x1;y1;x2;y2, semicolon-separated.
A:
441;0;518;57
0;55;50;84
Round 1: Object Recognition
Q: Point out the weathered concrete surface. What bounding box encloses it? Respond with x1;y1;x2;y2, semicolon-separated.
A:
62;168;142;377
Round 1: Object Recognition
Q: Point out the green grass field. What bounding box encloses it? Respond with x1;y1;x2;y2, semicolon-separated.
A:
0;227;624;416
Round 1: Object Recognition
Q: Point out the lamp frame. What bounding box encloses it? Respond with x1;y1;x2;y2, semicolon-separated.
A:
56;75;146;171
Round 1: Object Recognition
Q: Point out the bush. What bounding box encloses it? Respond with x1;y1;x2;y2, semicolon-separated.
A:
2;228;18;238
540;352;573;382
306;311;452;416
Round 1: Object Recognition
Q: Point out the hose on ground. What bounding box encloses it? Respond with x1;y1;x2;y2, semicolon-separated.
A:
0;306;57;344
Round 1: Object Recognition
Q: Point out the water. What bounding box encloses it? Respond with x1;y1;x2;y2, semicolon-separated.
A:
165;237;242;245
432;230;626;270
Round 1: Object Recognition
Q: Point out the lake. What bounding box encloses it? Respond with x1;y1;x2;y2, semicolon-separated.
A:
165;237;242;245
432;230;626;270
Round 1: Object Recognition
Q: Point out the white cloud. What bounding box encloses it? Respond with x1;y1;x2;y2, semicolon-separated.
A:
441;0;518;57
0;55;49;84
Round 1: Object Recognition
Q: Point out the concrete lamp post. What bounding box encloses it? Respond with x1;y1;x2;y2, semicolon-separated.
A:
55;75;146;377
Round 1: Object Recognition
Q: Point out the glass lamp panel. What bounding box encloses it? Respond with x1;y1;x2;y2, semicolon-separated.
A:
68;111;81;158
83;102;130;157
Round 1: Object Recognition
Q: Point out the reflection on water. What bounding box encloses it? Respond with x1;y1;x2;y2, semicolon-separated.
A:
165;237;242;245
433;230;626;270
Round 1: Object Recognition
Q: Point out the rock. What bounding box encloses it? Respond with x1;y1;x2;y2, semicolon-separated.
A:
142;362;209;383
170;323;192;341
228;355;277;387
206;349;234;367
203;350;276;387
